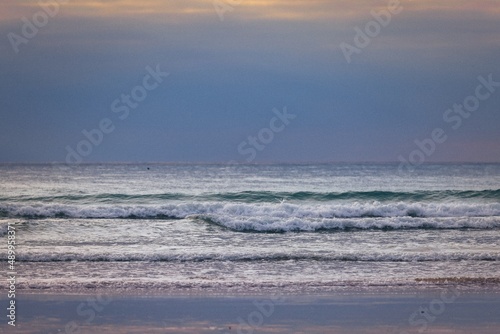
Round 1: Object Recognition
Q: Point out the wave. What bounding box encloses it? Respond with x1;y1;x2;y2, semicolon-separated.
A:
5;252;500;262
1;201;499;219
1;189;499;203
196;216;500;232
1;202;500;232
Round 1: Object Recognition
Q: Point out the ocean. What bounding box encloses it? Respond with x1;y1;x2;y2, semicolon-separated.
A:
1;163;499;294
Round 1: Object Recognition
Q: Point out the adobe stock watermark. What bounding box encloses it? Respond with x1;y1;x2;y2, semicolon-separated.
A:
399;286;460;333
340;0;403;64
213;0;242;21
398;73;499;174
63;294;113;334
7;0;69;54
53;64;169;169
195;106;294;193
236;107;296;163
223;295;285;334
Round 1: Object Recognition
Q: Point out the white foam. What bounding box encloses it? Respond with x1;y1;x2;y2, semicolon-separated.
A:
2;201;500;221
201;215;500;232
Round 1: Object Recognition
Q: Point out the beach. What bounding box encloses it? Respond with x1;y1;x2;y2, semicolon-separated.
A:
3;288;500;333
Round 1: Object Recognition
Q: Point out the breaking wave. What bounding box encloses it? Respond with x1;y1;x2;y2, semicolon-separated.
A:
1;189;499;203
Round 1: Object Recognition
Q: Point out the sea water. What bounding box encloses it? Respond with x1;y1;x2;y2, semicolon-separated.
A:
1;163;499;293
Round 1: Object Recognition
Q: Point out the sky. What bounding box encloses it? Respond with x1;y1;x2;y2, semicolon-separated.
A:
0;0;499;163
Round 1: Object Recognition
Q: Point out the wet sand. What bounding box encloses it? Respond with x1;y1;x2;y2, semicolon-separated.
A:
2;288;500;333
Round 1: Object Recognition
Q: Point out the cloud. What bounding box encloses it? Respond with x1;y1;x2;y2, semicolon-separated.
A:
1;0;499;162
4;0;498;23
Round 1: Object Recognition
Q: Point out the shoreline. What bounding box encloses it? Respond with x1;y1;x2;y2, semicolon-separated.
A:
10;277;500;297
3;287;500;333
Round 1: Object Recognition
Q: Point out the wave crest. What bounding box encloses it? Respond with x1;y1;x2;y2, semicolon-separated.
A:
1;189;499;203
1;202;500;232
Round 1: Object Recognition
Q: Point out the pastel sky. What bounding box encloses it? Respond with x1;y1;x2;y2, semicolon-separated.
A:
1;0;499;163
